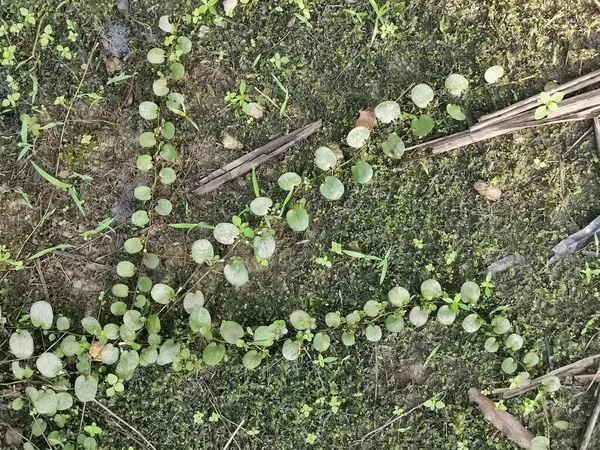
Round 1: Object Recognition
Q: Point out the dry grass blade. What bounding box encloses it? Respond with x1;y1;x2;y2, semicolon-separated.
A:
469;388;534;449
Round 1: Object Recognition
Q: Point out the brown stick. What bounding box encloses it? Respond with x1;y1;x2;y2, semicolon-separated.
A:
492;354;600;400
194;121;322;195
579;386;600;450
477;69;600;126
593;117;600;160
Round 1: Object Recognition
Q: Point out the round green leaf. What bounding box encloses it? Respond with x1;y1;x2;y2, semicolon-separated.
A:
250;197;273;216
124;237;143;254
56;316;70;331
553;421;569;430
9;330;34;359
138;276;152;293
176;36;192;54
421;279;442;300
437;305;456;325
170;62;185;80
531;436;550;450
446;104;466;121
30;301;53;329
290;310;311;330
159;15;176;32
484;337;499;353
116;261;136;277
224;260;249;287
56;392;73;411
491;317;511;335
110;301;127;316
501;357;517;374
136;154;153;171
524;351;540;367
346;126;370;148
115;350;139;379
253;326;275;347
460;281;481;304
388;286;410;307
312;332;330;352
140;347;158;366
385;315;404;333
282;339;301;360
365;325;382;342
112;283;129;298
123;310;144;330
203;342;225;366
159;167;176;185
375;100;401;123
34;389;58;415
346;311;360;325
314;146;337;171
242;350;262;370
484;65;504;84
151;283;175;304
119;324;135;342
160;143;177;161
36;353;62;378
363;300;380;317
320;176;345;201
214;222;239;245
381;134;405;159
461;313;483;333
325;312;341;328
156;340;180;366
161;121;175;139
220;320;244;344
341;331;355;346
146;315;161;334
253;234;276;259
139;132;156;148
155;198;173;216
541;375;561;392
505;333;524;351
445;74;469;96
138;101;158;120
81;316;101;335
183;290;205;313
60;336;80;357
153;78;169;97
189;307;211;334
191;239;214;264
286;208;309;232
411;115;435;137
411;83;434;108
103;324;120;340
131;210;149;227
100;344;119;364
147;48;165;64
351;161;373;184
278;172;301;191
409;306;428;327
143;253;160;269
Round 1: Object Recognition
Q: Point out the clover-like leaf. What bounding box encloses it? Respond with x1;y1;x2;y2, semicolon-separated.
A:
346;126;370;148
220;320;244;344
312;332;331;352
437;305;456;325
250;197;273;216
411;83;434;108
484;65;504;84
314;147;337;171
446;104;466;121
147;48;165;64
319;176;344;201
224;260;249;287
286;208;309;232
10;331;34;359
445;74;469;96
214;222;239;245
381;134;405;159
203;342;225;366
375;100;401;123
409;306;428;327
139;101;159;120
30;301;53;329
74;374;98;402
351;161;373;184
388;286;410;307
36;353;62;378
290;310;311;330
282;339;301;360
151;283;175;305
277;172;301;191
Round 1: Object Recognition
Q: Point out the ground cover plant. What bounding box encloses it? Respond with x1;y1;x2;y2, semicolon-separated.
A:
1;1;600;449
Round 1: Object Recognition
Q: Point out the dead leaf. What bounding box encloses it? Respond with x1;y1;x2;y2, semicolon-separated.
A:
330;143;344;161
222;133;243;150
5;428;24;445
468;388;534;449
105;56;122;76
474;180;502;201
89;342;105;360
355;108;376;130
247;102;264;119
223;0;238;14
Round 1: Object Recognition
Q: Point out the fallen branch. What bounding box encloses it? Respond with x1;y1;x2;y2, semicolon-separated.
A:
194;121;322;195
223;419;245;450
492;354;600;400
579;385;600;450
469;388;534;449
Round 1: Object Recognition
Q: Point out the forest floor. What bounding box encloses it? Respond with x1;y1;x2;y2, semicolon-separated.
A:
2;0;600;449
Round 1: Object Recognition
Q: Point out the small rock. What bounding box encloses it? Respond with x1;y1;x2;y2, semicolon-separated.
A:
116;0;129;12
222;133;243;150
105;55;122;76
474;180;501;201
58;169;70;180
5;428;23;445
247;102;264;119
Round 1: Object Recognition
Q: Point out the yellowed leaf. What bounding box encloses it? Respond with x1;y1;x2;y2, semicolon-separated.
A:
474;180;502;201
89;342;105;360
355;108;376;131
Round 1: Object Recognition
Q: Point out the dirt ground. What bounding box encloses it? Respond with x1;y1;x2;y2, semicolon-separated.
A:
2;0;600;449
